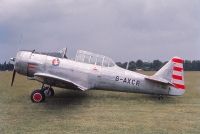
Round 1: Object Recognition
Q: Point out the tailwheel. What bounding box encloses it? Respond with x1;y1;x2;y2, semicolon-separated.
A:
31;90;45;103
158;95;164;100
43;87;55;97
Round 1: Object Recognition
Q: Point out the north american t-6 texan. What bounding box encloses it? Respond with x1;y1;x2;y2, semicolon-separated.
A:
10;48;185;103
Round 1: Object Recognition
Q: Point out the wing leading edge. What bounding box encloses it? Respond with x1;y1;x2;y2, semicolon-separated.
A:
34;73;89;91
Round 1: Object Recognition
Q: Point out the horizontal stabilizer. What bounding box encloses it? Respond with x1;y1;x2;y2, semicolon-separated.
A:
145;76;173;85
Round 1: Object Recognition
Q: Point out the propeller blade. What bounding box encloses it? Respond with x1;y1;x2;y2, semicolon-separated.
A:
11;70;16;86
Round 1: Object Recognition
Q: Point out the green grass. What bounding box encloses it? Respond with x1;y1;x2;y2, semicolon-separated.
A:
0;71;200;134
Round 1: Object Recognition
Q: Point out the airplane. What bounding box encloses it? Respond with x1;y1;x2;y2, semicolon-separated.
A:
10;48;185;103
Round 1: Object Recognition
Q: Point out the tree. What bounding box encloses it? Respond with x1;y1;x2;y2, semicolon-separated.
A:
184;60;192;71
151;60;162;71
136;60;143;69
128;61;136;71
116;62;127;69
0;61;14;71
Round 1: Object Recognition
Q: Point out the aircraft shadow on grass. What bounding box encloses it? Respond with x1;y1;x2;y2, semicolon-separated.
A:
39;89;178;108
42;90;89;107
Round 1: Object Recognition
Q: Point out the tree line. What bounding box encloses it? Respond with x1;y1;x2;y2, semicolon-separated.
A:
0;60;199;71
116;60;200;71
0;62;14;71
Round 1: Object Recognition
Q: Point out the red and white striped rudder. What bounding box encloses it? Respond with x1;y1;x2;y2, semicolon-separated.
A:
171;57;185;90
153;56;186;95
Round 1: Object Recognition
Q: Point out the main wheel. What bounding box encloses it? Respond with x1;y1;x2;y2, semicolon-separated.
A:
43;87;55;97
31;90;45;103
158;95;164;100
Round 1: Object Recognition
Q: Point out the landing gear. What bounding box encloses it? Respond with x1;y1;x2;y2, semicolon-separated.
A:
31;85;55;103
31;90;45;103
42;87;55;97
158;95;164;100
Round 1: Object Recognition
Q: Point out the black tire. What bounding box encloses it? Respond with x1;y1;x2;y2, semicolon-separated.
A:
31;90;45;103
43;87;55;97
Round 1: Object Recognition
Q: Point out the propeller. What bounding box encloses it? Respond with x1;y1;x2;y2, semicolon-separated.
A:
10;57;16;87
11;70;16;86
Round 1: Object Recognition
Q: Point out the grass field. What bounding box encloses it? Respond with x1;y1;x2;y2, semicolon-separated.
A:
0;71;200;134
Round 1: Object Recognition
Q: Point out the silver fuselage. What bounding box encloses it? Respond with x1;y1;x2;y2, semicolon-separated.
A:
14;50;183;96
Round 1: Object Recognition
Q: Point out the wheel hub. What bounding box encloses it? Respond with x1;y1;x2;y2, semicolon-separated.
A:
33;93;42;102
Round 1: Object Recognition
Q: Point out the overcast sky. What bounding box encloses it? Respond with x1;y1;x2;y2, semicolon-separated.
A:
0;0;199;62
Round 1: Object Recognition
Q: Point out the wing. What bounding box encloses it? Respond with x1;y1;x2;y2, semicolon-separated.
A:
34;73;89;91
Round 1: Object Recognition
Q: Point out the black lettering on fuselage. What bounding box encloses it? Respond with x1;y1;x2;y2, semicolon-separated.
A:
127;78;131;84
115;76;140;87
123;78;127;83
132;79;136;85
115;76;119;81
136;80;140;86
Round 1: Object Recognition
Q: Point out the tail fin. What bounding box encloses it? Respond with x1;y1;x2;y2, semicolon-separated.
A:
153;57;185;95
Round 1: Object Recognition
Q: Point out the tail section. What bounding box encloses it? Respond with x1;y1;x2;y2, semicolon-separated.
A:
153;57;185;95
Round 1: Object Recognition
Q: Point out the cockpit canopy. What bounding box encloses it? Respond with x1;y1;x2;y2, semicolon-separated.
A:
24;48;115;67
75;50;115;67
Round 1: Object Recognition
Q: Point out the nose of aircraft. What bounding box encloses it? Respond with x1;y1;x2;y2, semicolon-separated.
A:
10;51;29;86
10;51;21;72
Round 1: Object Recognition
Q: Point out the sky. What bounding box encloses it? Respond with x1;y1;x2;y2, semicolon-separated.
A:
0;0;199;62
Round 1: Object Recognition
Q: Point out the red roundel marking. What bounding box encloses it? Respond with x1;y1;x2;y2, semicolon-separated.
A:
173;83;185;90
33;93;42;102
172;58;184;63
172;75;183;80
93;67;98;71
173;67;183;72
52;58;60;66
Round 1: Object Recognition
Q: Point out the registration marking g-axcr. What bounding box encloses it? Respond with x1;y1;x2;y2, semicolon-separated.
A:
115;76;140;87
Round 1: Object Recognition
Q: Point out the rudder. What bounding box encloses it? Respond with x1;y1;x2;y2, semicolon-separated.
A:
153;57;185;95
